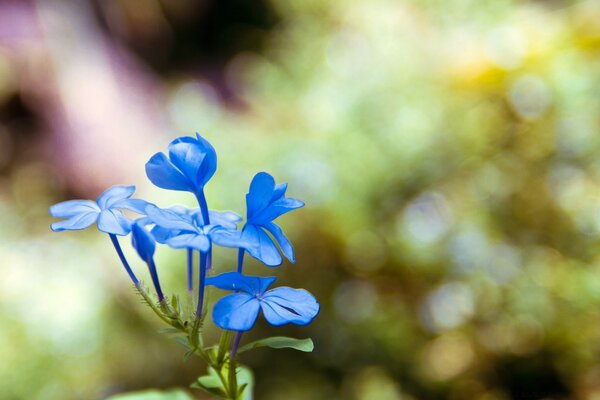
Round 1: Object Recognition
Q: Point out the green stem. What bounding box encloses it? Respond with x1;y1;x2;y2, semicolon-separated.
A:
217;330;233;365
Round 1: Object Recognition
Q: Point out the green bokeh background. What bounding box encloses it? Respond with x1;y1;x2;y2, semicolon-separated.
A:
1;0;600;399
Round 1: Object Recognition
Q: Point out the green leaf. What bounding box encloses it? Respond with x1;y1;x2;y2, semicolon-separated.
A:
190;367;228;397
157;327;180;335
237;337;314;354
106;389;194;400
171;336;191;350
236;366;254;400
190;381;227;397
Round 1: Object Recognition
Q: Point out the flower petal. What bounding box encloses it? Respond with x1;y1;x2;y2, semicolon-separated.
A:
113;198;153;214
50;211;99;232
252;196;304;224
212;293;260;331
263;222;295;263
210;228;252;250
97;209;132;235
271;182;288;202
246;172;275;220
96;185;136;209
168;134;217;190
49;200;100;218
150;225;178;243
207;210;242;230
131;222;156;262
165;233;210;252
146;205;197;232
261;287;320;326
145;152;191;191
206;272;275;294
242;224;282;267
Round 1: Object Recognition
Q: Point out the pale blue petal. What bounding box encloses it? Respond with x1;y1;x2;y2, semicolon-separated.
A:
246;172;275;219
97;209;132;236
206;272;275;294
212;293;260;331
208;210;242;230
263;222;295;263
131;223;155;262
210;228;252;250
261;287;320;326
50;211;99;232
146;205;197;232
135;216;153;226
165;233;210;252
145;152;191;191
242;224;282;267
96;185;136;209
49;200;99;218
113;198;152;214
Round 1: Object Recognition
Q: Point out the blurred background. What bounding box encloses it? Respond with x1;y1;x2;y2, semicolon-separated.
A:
1;0;600;398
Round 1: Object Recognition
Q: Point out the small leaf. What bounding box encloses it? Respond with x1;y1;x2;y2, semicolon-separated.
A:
237;337;314;354
196;374;221;389
190;381;227;397
236;383;248;399
237;366;254;400
106;389;194;400
190;367;227;397
183;349;195;362
171;336;190;350
158;327;180;335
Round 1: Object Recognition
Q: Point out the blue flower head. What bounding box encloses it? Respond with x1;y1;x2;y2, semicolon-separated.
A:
131;222;156;263
243;172;304;266
145;133;217;194
49;185;150;236
145;205;248;252
206;272;319;332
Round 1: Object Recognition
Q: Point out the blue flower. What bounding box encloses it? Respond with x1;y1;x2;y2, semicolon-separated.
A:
242;172;304;266
206;272;319;331
131;221;156;263
145;205;248;252
131;222;165;302
49;185;150;236
145;133;217;194
140;205;241;243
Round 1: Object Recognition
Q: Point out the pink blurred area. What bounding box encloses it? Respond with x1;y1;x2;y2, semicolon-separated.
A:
0;0;167;195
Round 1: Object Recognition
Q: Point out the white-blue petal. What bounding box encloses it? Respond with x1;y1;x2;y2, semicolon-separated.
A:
210;228;252;250
96;185;136;209
114;198;152;214
146;205;197;232
208;210;242;230
50;211;99;232
97;209;132;236
49;200;100;218
165;233;210;252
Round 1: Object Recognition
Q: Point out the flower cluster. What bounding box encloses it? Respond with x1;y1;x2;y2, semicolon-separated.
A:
49;134;318;399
